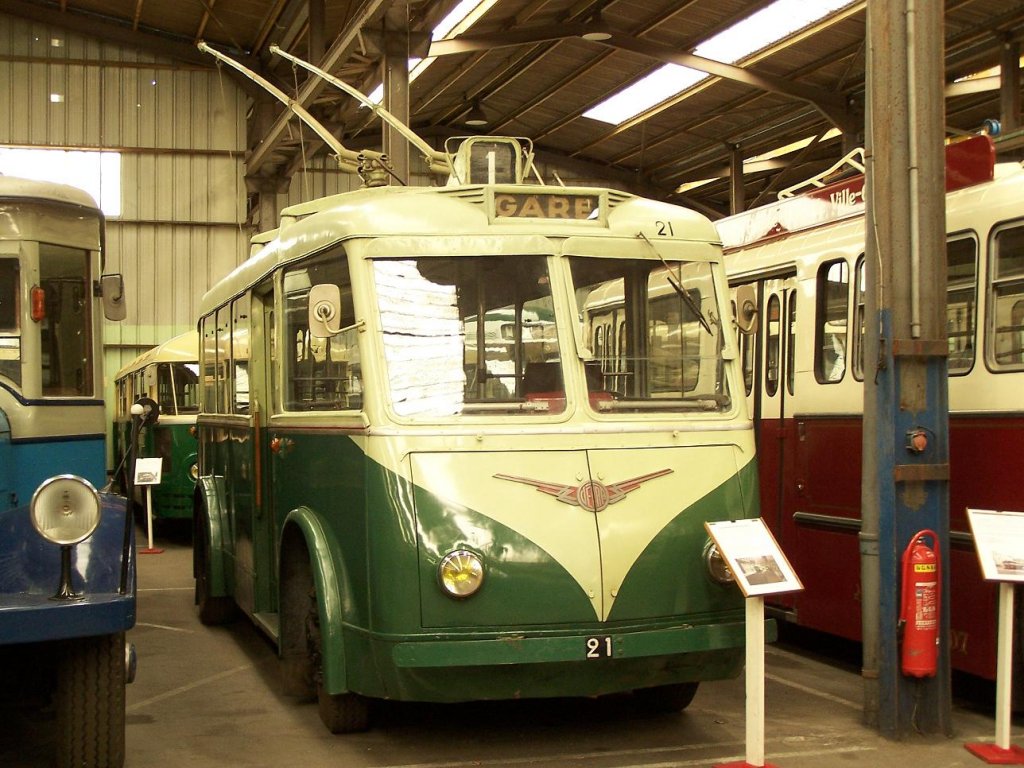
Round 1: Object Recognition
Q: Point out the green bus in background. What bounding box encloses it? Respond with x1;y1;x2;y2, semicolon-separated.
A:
113;330;200;520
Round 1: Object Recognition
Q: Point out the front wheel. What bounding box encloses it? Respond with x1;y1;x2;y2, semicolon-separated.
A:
633;681;699;714
56;632;126;768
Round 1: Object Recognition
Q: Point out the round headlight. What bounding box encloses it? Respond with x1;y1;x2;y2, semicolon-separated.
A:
189;462;199;481
703;540;734;585
438;549;484;598
30;475;102;546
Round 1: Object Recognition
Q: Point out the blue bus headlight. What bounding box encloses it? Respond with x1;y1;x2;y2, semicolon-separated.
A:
30;475;102;546
438;549;484;598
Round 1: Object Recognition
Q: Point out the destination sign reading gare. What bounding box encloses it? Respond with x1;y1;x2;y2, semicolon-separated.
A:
494;192;600;220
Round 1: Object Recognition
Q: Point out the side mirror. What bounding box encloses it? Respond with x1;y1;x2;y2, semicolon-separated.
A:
101;273;126;321
308;284;342;338
733;284;758;336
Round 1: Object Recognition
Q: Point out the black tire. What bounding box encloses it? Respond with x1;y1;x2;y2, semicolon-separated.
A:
633;682;699;714
195;516;237;625
305;578;369;733
56;632;126;768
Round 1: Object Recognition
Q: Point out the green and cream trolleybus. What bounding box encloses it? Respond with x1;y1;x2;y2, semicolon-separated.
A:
192;63;760;732
113;330;200;520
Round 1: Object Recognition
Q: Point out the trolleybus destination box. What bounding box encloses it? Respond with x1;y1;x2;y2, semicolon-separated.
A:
966;509;1024;582
705;518;803;597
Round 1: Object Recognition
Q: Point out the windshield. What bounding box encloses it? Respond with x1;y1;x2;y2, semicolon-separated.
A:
0;258;19;386
158;362;200;415
570;256;730;413
374;255;562;417
39;244;93;397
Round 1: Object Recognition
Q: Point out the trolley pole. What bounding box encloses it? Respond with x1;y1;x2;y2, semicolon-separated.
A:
862;0;952;738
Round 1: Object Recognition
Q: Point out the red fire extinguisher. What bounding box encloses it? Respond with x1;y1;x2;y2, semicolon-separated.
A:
899;529;940;677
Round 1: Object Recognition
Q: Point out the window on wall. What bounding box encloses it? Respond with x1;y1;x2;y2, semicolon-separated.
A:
816;259;849;383
0;148;121;217
947;236;978;375
282;250;361;411
990;224;1024;370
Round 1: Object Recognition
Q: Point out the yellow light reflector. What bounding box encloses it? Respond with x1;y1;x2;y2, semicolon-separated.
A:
438;549;484;598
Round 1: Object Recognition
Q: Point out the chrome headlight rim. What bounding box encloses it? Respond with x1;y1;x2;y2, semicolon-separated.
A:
188;461;199;481
437;548;485;599
703;539;735;585
30;474;102;546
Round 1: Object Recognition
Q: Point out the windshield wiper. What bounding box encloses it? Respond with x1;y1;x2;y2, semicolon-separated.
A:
636;232;713;336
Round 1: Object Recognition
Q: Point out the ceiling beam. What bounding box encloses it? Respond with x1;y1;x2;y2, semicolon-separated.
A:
246;0;393;175
597;33;857;135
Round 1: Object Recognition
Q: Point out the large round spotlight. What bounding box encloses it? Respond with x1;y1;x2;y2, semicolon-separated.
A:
30;475;102;546
438;549;484;598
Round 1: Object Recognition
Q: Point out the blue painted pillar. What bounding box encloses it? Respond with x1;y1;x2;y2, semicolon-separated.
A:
862;0;951;737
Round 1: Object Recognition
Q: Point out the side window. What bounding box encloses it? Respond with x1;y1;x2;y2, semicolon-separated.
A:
216;305;232;413
0;258;19;386
853;256;866;381
232;294;250;414
282;249;360;411
947;235;977;375
765;294;780;397
989;224;1024;370
786;293;796;396
816;259;849;383
201;314;218;412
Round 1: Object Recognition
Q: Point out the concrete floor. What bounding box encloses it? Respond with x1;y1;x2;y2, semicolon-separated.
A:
2;525;1020;767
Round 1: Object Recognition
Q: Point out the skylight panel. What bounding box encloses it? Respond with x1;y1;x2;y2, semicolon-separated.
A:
583;64;705;125
584;0;858;126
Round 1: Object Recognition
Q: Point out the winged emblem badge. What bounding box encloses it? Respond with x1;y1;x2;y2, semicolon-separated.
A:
493;468;672;513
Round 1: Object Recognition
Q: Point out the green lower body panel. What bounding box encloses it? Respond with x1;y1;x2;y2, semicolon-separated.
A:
341;616;773;702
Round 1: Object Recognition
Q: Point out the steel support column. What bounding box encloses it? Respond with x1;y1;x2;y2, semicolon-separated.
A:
862;0;951;738
1001;38;1021;133
381;2;411;185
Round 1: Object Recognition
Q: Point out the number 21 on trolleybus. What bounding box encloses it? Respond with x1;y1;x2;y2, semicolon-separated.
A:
192;45;762;736
0;174;136;767
113;330;200;520
718;134;1024;682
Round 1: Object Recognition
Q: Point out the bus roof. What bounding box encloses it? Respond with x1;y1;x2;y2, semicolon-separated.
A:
115;330;199;381
0;174;100;211
717;135;997;252
198;182;721;317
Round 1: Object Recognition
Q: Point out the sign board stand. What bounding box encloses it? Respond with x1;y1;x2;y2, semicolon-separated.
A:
134;457;164;555
964;509;1024;764
706;518;803;768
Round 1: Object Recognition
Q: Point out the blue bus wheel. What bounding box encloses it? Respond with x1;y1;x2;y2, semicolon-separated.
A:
56;632;126;768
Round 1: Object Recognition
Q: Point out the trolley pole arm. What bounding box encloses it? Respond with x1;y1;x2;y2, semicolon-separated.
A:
197;41;365;173
269;45;450;177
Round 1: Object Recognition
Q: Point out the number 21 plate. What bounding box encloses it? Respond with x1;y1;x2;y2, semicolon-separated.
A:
585;636;613;659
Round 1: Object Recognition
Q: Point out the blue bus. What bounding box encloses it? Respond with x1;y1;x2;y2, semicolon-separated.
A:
0;174;136;768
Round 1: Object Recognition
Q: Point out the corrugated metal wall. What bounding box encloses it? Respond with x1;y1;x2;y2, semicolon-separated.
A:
0;12;250;465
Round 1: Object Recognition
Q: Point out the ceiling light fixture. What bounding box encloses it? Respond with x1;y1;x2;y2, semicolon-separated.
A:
579;12;612;41
465;100;488;127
